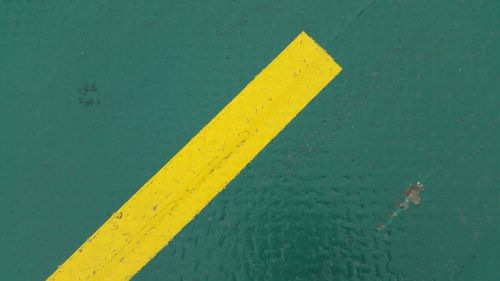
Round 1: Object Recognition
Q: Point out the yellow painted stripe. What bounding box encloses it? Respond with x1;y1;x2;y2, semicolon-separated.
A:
48;31;342;281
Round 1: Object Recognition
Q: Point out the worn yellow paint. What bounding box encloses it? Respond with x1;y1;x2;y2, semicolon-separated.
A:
48;31;342;281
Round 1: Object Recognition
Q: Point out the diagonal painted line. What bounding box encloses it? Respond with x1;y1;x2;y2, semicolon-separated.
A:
48;31;342;281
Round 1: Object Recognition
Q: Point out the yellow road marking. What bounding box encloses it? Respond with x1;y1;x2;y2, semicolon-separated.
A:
48;31;342;281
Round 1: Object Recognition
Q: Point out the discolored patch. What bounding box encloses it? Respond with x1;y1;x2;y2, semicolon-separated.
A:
377;181;425;231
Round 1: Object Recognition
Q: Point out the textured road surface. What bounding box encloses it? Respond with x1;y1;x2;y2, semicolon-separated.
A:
1;1;499;280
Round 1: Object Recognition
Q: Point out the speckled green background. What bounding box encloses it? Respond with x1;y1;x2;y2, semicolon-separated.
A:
1;1;499;280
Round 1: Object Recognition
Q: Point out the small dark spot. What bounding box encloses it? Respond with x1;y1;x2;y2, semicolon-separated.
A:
81;83;97;93
77;82;101;107
80;98;95;107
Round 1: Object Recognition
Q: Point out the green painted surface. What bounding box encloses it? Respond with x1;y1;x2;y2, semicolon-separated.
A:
1;1;499;280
